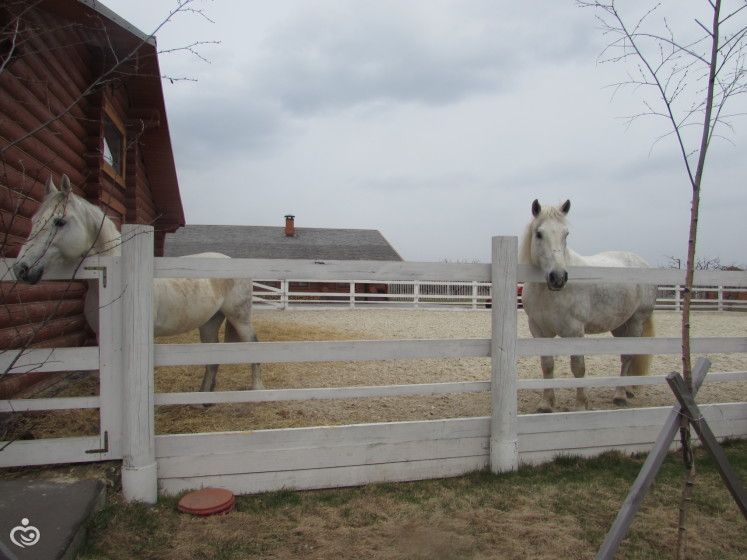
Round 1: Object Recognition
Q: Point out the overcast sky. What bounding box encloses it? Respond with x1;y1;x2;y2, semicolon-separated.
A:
104;0;746;267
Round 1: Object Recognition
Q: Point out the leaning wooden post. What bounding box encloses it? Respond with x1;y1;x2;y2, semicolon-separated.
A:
490;236;518;473
120;224;157;504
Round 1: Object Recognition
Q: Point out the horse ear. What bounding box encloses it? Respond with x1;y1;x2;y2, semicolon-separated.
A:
60;174;72;195
531;199;541;217
561;200;571;215
46;175;58;196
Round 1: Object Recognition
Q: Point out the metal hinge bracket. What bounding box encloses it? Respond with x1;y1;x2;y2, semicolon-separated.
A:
84;266;108;288
86;431;109;454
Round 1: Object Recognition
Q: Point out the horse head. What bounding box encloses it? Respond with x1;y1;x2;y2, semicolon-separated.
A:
13;175;98;284
528;199;571;291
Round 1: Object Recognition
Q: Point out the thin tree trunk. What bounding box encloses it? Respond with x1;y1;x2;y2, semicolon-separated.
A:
676;2;721;558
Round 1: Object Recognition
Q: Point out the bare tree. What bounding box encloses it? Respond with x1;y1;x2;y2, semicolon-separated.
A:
580;1;747;556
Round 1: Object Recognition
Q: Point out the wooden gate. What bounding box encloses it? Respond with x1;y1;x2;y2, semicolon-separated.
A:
0;256;123;467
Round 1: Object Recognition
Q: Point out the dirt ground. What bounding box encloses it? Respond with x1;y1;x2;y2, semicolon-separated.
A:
6;309;747;438
152;308;747;434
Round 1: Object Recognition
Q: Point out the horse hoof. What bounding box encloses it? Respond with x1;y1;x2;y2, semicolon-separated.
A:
613;398;629;407
626;390;636;399
536;406;554;414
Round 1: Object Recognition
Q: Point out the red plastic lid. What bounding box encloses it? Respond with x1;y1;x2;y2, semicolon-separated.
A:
177;487;236;516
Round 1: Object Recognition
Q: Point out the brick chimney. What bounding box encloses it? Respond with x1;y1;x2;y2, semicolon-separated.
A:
284;214;295;237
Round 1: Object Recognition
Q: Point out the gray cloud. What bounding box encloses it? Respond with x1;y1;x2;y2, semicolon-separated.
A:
251;2;595;115
167;93;286;168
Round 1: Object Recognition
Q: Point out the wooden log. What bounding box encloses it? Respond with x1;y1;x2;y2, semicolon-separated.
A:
0;282;87;303
0;315;88;348
0;300;84;328
5;54;89;128
0;179;46;218
23;16;91;101
0;128;87;188
0;101;88;173
0;79;87;155
0;211;32;241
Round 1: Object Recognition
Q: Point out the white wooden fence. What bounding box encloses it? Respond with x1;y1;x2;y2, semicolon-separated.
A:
1;228;746;504
252;279;747;311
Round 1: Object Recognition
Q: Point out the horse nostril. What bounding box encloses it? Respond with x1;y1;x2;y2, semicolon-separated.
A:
547;270;567;290
13;262;28;280
13;262;42;284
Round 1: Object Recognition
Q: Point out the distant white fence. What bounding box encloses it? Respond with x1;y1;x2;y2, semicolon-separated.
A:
253;279;747;311
1;229;746;504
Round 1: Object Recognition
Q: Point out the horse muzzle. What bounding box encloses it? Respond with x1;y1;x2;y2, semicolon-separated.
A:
546;270;568;291
12;262;44;284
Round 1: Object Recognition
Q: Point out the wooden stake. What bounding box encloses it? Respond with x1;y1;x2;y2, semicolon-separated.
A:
666;372;747;519
596;358;711;560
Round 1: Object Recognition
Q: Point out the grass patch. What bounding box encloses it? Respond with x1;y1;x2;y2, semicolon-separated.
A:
237;488;302;513
78;440;747;560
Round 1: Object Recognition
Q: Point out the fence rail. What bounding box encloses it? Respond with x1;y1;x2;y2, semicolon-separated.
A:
252;279;747;311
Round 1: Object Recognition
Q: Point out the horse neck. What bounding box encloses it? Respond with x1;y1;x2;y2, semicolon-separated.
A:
81;200;122;256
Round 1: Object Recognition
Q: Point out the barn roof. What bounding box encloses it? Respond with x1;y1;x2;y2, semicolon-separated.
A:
164;225;404;261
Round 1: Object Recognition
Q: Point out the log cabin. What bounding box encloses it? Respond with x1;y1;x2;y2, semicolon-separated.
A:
1;1;184;362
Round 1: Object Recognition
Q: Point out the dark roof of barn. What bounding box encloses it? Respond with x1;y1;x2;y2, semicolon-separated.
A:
43;1;185;230
164;225;404;261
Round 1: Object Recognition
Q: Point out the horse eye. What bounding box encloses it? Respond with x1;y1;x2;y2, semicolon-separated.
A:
535;231;543;240
53;217;67;227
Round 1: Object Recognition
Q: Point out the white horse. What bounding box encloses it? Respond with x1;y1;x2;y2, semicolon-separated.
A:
12;175;261;392
520;199;656;412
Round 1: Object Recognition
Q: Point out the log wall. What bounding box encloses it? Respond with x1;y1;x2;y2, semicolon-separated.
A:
0;3;174;350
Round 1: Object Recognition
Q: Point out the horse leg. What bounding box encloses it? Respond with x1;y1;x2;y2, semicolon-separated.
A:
225;319;263;390
538;355;556;413
612;317;648;406
570;354;588;411
528;318;556;413
198;311;225;392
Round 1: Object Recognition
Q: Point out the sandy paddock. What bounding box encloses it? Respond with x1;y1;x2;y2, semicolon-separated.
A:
149;309;747;435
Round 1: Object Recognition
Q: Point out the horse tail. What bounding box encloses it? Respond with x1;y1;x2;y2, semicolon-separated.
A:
630;316;655;376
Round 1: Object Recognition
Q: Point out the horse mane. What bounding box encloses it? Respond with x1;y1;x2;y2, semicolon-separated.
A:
518;204;569;265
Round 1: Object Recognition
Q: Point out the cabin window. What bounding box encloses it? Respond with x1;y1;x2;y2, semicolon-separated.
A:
101;108;126;183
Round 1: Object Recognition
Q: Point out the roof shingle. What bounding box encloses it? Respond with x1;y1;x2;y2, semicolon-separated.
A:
164;225;403;261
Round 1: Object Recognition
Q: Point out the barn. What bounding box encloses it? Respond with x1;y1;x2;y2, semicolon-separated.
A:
0;2;183;362
164;215;403;300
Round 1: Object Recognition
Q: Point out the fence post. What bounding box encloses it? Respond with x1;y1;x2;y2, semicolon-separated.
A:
120;224;157;504
350;281;355;309
675;285;681;312
718;285;724;312
490;236;518;473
